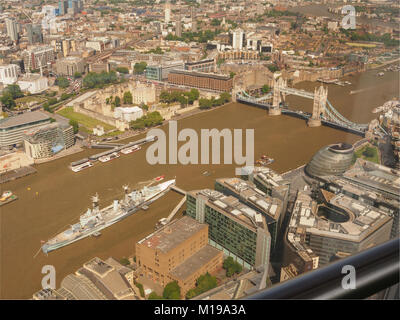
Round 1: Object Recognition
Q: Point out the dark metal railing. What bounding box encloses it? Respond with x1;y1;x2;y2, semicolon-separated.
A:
246;238;400;299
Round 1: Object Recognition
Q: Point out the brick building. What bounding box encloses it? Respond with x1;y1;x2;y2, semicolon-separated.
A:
136;216;223;297
168;70;233;92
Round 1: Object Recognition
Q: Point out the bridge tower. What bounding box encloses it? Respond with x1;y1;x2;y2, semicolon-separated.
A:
307;85;328;127
270;77;286;116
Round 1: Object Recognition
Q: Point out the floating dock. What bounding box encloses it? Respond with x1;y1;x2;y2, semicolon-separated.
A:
0;195;18;207
88;136;157;162
0;166;37;184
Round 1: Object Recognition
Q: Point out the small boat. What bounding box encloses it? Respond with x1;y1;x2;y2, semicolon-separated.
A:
92;231;101;237
99;152;120;163
155;175;165;182
0;191;13;202
377;72;384;77
71;161;93;172
121;145;141;155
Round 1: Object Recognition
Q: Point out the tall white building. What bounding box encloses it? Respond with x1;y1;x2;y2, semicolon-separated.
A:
165;1;171;23
0;64;19;85
232;29;245;50
5;18;19;42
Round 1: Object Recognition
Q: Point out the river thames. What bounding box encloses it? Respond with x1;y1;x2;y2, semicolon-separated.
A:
0;67;398;298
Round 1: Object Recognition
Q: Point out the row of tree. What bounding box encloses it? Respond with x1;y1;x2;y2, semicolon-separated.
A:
159;89;200;106
129;111;163;130
199;92;231;109
83;71;120;89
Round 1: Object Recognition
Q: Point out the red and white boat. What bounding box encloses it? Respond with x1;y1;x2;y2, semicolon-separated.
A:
121;145;141;155
155;175;165;182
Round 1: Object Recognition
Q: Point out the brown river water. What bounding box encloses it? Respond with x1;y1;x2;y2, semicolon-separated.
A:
0;67;398;299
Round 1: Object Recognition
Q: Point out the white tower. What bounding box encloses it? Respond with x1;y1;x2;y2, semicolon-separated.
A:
165;1;171;24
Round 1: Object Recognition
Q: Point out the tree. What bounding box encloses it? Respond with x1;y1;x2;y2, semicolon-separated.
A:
112;96;121;109
211;18;221;26
185;273;217;299
163;281;181;300
123;91;133;104
134;62;147;74
148;292;163;300
261;85;270;94
120;257;130;266
199;98;212;109
56;77;70;89
116;67;129;74
267;64;279;73
362;146;375;158
4;84;23;99
74;72;82;79
134;280;145;298
223;257;242;277
220;92;231;103
0;93;16;109
69;119;79;134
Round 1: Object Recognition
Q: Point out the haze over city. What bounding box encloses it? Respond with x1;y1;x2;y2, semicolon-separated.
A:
0;0;398;303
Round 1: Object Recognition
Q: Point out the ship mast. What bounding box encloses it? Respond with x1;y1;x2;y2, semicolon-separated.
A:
92;193;99;213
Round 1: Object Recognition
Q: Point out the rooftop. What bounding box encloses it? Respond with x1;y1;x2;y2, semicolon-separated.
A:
0;111;50;130
343;158;400;199
138;216;206;253
189;189;267;231
288;191;392;244
169;245;222;281
169;69;231;81
216;177;282;221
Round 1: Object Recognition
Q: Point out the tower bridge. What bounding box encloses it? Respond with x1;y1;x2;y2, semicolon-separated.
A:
236;78;369;137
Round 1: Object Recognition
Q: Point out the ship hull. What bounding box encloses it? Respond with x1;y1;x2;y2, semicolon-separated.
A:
42;180;174;254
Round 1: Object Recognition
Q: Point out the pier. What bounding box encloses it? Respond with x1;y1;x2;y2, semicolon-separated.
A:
166;196;186;222
0;166;37;184
156;196;186;229
170;185;187;195
70;136;157;166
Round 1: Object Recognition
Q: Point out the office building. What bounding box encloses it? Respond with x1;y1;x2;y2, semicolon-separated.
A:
165;1;171;23
55;56;85;76
5;18;19;42
168;70;233;92
214;178;283;253
191;7;197;32
231;29;245;51
0;111;51;148
305;143;355;178
23;122;74;159
17;74;49;94
246;166;290;215
176;15;182;37
186;189;271;271
33;257;136;300
185;59;216;73
0;64;19;85
324;158;400;239
284;189;393;267
145;60;184;81
26;24;43;44
136;216;223;297
58;0;68;15
22;46;55;72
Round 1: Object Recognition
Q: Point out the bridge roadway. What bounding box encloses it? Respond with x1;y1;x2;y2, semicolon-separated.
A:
236;96;366;137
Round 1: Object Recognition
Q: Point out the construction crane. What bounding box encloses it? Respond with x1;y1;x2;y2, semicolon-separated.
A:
21;9;33;23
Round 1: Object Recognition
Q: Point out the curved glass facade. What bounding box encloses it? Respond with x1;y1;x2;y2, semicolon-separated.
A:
305;143;354;178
